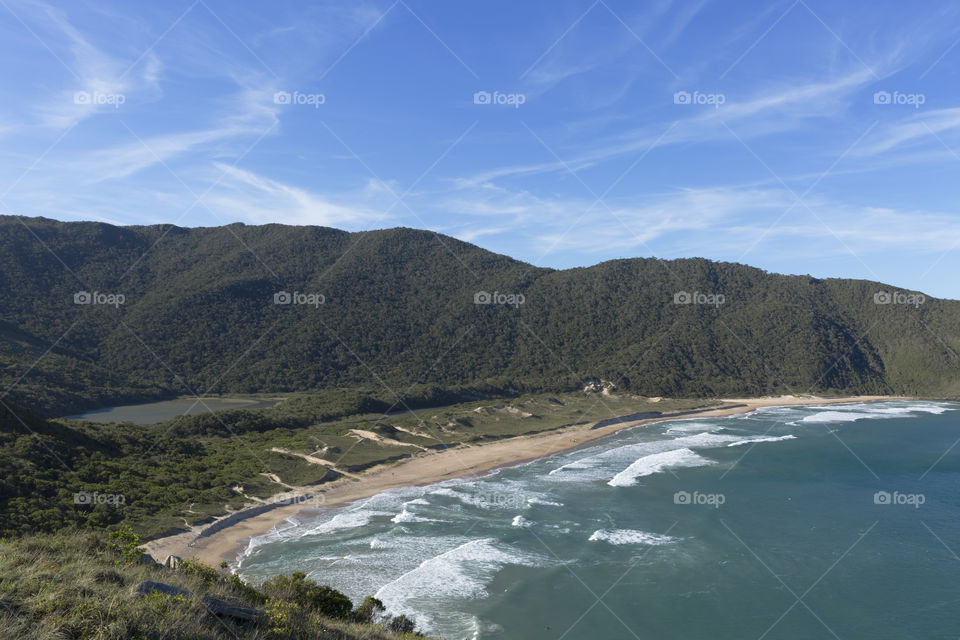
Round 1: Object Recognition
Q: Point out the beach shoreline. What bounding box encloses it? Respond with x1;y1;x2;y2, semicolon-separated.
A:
142;394;902;567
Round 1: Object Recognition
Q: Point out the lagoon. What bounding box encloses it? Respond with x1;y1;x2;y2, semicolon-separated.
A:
64;397;278;424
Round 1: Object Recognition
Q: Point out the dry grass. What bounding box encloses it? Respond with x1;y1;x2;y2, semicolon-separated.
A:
0;531;427;640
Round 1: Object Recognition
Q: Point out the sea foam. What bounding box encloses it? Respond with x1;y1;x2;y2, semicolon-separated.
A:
608;448;715;487
511;515;533;527
727;435;797;447
588;529;679;545
550;432;740;478
665;422;722;434
374;538;543;634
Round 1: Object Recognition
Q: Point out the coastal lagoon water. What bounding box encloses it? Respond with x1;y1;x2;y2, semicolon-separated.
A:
237;401;960;639
65;397;277;424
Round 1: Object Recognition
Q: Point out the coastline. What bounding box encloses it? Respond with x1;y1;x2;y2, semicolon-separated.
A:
143;394;900;567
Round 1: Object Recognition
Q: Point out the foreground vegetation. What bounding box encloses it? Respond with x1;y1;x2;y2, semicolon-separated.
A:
0;529;423;639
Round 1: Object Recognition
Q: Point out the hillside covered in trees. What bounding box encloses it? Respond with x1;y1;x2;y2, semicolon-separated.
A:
0;214;958;417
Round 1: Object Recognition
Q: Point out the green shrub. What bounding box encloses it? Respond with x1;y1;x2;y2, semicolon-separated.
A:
261;571;353;620
388;614;416;634
107;525;143;564
354;595;385;623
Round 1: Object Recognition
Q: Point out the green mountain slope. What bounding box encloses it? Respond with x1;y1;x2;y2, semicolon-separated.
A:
1;215;958;416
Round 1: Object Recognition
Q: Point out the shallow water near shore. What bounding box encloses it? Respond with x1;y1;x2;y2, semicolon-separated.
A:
237;401;960;639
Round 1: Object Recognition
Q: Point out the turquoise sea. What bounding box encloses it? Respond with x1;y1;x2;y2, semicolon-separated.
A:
237;401;960;639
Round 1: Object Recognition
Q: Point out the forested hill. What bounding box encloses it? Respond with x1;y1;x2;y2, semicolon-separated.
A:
1;215;958;415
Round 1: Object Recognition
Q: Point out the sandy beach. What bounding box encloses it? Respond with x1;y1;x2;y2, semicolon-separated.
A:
143;394;900;567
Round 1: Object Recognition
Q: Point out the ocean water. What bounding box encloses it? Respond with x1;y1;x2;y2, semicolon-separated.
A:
237;401;960;639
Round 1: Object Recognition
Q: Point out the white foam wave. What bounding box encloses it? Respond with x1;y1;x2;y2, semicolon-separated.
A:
588;529;679;545
869;404;950;415
608;448;715;487
548;459;592;475
801;410;882;424
526;497;563;507
727;435;797;447
511;515;533;527
302;509;388;535
237;516;302;558
681;432;746;447
665;422;721;434
550;432;740;479
801;401;954;420
389;497;441;524
390;508;439;524
374;538;543;635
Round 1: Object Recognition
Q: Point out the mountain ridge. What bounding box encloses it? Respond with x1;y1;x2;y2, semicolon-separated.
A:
0;215;957;415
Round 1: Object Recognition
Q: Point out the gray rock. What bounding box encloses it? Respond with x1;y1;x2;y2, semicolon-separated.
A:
163;555;183;569
135;580;263;623
202;596;263;621
134;580;191;598
138;552;160;567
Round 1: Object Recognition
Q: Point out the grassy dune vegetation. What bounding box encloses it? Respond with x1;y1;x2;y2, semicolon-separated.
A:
1;384;715;538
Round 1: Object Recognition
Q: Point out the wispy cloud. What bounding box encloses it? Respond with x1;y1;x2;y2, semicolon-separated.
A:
459;68;880;188
857;107;960;156
440;182;960;266
204;163;386;227
5;1;161;131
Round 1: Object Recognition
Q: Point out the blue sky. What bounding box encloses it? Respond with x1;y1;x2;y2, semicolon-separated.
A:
2;0;960;298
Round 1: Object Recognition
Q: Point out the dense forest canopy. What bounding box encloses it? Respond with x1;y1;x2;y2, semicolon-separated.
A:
0;215;958;417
